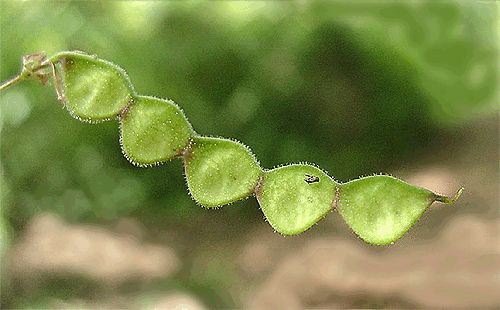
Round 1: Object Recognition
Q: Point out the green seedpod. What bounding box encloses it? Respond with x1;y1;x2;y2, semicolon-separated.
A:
119;95;194;166
337;175;460;245
184;136;262;207
257;164;337;235
51;51;134;122
0;51;465;245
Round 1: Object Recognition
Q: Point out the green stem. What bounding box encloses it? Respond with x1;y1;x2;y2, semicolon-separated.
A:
0;71;28;92
435;187;464;204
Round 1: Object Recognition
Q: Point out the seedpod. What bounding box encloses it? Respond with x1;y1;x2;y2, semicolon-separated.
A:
257;164;337;235
184;136;262;207
0;51;464;245
337;175;463;245
120;96;194;166
51;51;134;122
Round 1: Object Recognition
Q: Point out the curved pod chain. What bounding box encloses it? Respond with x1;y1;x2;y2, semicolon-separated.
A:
0;51;463;245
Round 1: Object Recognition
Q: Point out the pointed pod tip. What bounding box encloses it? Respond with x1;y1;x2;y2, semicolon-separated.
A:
435;186;464;205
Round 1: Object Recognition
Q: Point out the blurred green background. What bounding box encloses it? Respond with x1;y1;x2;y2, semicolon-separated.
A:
0;1;498;309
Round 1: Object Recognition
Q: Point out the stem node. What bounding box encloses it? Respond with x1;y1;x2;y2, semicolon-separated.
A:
0;52;52;93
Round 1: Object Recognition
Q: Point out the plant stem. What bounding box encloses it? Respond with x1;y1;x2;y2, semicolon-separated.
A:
0;71;27;92
435;187;464;204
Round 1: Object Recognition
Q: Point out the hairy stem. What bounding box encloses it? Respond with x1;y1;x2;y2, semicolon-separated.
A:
0;71;27;92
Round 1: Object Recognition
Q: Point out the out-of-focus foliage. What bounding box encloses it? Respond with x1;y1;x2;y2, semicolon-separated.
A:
0;1;497;308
